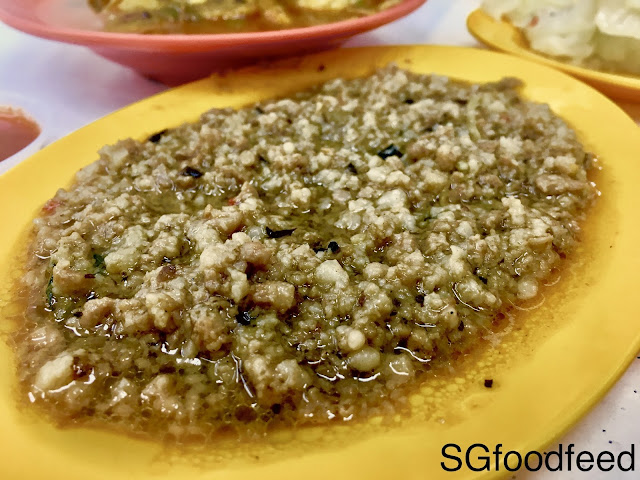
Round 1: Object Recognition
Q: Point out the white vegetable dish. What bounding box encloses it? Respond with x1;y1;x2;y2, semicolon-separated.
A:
483;0;640;75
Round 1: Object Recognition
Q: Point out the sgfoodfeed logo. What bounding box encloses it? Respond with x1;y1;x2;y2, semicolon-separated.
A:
441;443;635;473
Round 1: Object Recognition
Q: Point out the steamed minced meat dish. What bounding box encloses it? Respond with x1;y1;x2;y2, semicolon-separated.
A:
88;0;400;34
483;0;640;76
13;66;596;440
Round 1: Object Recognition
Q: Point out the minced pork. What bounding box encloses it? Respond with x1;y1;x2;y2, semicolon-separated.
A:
11;65;597;440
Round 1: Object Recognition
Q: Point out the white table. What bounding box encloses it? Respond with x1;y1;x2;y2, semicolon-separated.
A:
1;0;638;477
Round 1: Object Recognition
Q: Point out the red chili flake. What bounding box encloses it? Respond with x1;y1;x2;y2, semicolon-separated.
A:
42;199;61;215
227;197;237;206
529;16;539;27
500;113;511;123
157;264;177;282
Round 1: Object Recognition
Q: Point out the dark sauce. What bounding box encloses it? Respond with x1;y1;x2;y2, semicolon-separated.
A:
0;108;40;162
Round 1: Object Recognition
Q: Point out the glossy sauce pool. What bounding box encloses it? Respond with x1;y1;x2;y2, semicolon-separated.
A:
0;108;41;162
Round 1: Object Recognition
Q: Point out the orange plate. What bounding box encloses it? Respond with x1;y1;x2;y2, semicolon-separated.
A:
0;0;426;85
1;46;640;479
467;9;640;102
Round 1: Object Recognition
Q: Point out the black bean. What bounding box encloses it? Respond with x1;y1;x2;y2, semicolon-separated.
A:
181;166;203;178
266;227;295;239
147;129;168;143
72;361;90;379
236;310;253;326
328;241;340;254
377;144;403;159
415;294;425;305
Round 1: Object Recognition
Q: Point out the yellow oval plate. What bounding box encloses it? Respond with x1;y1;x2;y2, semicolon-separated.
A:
467;9;640;102
1;46;640;480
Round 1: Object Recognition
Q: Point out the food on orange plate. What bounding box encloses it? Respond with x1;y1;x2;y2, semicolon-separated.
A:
88;0;402;34
482;0;640;76
12;66;596;441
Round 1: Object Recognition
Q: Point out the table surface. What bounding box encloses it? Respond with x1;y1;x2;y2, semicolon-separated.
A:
1;0;638;477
